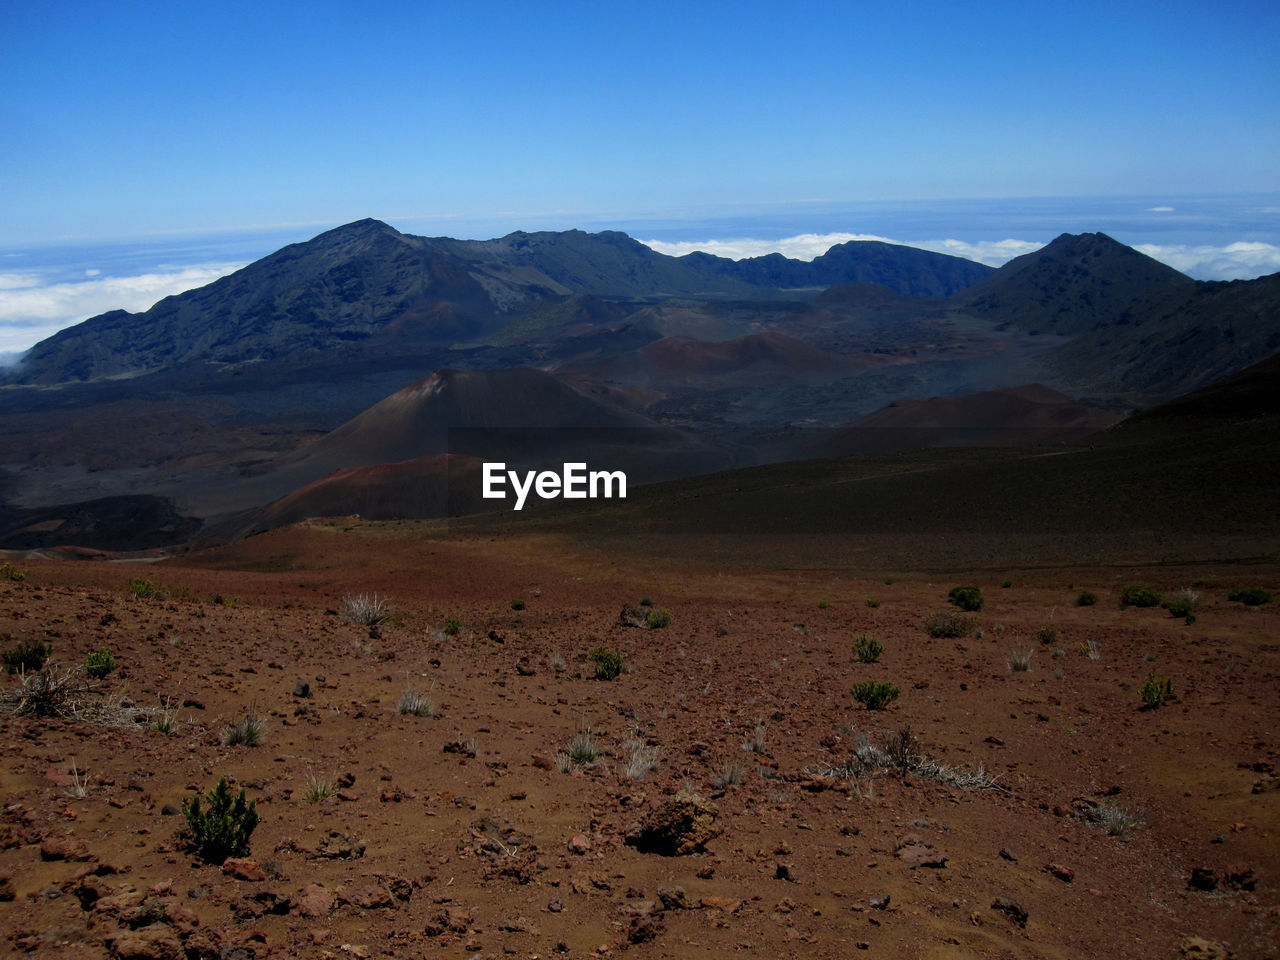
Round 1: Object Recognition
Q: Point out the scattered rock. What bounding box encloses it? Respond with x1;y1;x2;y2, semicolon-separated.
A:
40;836;92;862
699;896;743;913
626;914;662;944
1223;862;1256;890
999;847;1018;862
991;897;1028;928
108;926;184;960
221;858;265;882
1180;936;1230;959
869;894;890;910
312;832;365;860
516;658;536;676
895;838;947;869
625;795;721;856
657;887;689;910
292;680;312;698
295;883;334;918
1045;863;1074;883
1188;867;1218;891
349;883;393;909
775;862;795;881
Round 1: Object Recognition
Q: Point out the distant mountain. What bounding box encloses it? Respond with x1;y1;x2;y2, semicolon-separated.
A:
957;232;1280;397
9;220;993;385
958;232;1196;336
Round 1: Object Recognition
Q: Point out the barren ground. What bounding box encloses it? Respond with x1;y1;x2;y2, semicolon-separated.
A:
1;522;1277;959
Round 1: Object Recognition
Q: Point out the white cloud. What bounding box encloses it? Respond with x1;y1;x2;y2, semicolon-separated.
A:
641;232;896;262
1146;205;1175;212
910;238;1045;266
1134;241;1280;280
0;262;244;354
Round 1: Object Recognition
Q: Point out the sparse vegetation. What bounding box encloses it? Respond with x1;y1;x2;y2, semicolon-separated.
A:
864;597;881;608
852;634;884;663
443;616;461;635
303;775;335;803
639;597;653;607
64;760;90;799
1002;579;1012;589
0;561;26;581
589;646;625;680
3;639;51;674
208;593;241;607
1228;586;1271;606
182;776;259;864
810;726;1000;792
1139;671;1174;709
742;722;767;753
1079;640;1101;660
1034;625;1058;646
948;585;984;611
1082;802;1143;838
623;741;660;780
1164;588;1199;623
128;577;165;599
851;680;900;710
645;607;673;629
713;761;745;789
84;647;116;679
221;710;266;747
341;593;389;625
1008;649;1033;672
923;611;975;638
1076;589;1098;607
816;600;829;609
510;598;526;610
1;665;85;716
566;729;600;765
397;689;435;717
1119;584;1162;609
549;650;566;672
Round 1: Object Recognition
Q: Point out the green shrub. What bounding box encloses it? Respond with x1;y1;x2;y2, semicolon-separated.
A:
182;777;259;864
589;646;625;680
397;689;435;717
221;712;265;747
510;598;526;610
639;597;653;607
816;600;829;609
852;634;884;663
948;586;984;611
1076;590;1098;607
3;639;51;674
1119;585;1162;609
128;577;165;599
1035;625;1058;646
864;597;881;609
923;612;974;638
84;647;116;679
1164;589;1199;623
0;561;26;582
1138;672;1174;709
443;617;461;636
851;680;900;710
1001;580;1012;589
1228;587;1271;607
645;608;673;629
209;593;241;608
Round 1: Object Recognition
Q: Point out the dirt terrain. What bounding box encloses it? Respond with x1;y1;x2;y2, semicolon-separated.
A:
1;523;1276;958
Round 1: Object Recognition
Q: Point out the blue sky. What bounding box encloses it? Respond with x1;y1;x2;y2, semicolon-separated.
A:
1;0;1277;353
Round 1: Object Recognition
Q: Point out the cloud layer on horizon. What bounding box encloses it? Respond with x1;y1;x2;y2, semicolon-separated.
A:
640;233;1280;280
0;263;244;354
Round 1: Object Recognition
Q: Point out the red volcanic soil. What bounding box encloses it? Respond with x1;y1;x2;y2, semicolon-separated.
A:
813;385;1121;456
1;525;1276;959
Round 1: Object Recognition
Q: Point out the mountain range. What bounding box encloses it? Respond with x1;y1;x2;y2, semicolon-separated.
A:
0;219;1277;550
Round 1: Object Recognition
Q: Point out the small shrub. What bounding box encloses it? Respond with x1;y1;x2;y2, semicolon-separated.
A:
567;730;600;765
549;650;566;672
1139;672;1174;709
1008;649;1033;672
0;561;26;581
639;597;653;607
852;634;884;663
128;577;164;600
948;586;984;611
851;680;900;710
589;646;625;680
865;597;881;609
1083;802;1143;838
397;689;435;717
1034;625;1058;646
1001;579;1012;589
1228;587;1271;607
624;742;660;780
816;600;829;609
221;712;265;747
1079;640;1100;660
209;593;241;608
1164;588;1199;623
923;612;974;638
341;593;389;625
645;608;673;629
303;775;334;803
182;777;259;864
1076;590;1098;607
3;639;51;674
713;761;745;789
510;598;526;610
1119;584;1162;609
84;647;116;679
443;617;461;636
742;722;767;753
